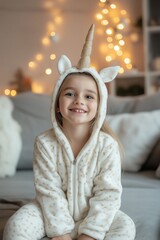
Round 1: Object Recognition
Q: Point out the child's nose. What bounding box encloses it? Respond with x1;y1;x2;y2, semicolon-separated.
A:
74;96;84;105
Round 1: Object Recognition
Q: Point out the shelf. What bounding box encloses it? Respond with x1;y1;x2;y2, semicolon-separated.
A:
117;72;145;79
147;26;160;33
111;0;160;96
148;71;160;76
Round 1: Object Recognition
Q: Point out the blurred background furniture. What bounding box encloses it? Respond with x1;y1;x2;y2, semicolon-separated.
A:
0;92;159;240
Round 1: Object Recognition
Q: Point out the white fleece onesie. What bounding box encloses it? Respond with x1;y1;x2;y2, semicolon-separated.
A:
3;36;136;240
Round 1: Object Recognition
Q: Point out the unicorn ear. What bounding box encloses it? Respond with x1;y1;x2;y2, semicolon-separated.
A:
58;55;72;74
99;66;120;83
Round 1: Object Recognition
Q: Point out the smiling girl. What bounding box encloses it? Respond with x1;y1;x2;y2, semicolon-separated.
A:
3;25;135;240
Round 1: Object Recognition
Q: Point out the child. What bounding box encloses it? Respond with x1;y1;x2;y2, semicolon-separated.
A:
3;24;136;240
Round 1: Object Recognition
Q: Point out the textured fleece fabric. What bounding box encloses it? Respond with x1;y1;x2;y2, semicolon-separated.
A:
3;62;136;240
33;66;122;239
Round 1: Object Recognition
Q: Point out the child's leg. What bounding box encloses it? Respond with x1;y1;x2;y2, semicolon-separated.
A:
3;200;46;240
105;210;136;240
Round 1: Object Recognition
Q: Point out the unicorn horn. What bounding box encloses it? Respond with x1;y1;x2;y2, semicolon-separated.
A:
77;24;95;69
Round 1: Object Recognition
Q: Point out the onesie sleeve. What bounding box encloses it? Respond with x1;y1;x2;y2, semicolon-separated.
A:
33;134;74;238
78;139;122;240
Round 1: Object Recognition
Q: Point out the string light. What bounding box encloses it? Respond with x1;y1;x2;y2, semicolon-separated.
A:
105;56;112;62
45;68;52;75
124;57;131;64
4;89;10;95
106;28;113;35
101;20;109;26
110;4;116;9
28;61;36;68
36;54;43;61
119;40;125;46
42;37;50;46
96;13;103;20
107;36;113;42
95;0;133;73
4;89;17;97
10;90;17;96
50;54;56;60
102;9;109;14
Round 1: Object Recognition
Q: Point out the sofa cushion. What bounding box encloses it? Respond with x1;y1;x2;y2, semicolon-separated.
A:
107;110;160;172
10;92;52;170
141;138;160;170
107;91;160;115
107;96;136;114
134;91;160;112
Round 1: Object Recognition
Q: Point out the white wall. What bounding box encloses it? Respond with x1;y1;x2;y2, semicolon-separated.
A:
0;0;142;94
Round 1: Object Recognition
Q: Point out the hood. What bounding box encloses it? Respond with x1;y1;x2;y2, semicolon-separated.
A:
50;24;120;155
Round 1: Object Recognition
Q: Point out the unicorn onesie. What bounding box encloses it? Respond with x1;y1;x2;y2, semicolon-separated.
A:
3;24;136;240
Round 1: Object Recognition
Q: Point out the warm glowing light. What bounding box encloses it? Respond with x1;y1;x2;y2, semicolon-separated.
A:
102;8;108;14
117;23;124;30
126;63;133;70
115;33;123;40
130;32;139;42
4;89;10;95
101;20;109;26
106;28;113;35
124;57;131;64
96;28;104;35
121;9;127;15
105;56;112;62
50;32;56;37
107;37;113;42
108;43;114;49
36;54;43;61
45;68;52;75
42;37;50;46
55;16;63;24
50;54;56;60
47;22;55;32
110;4;116;9
96;13;103;20
113;17;120;23
99;43;108;54
119;67;124;74
114;45;120;51
91;64;97;70
28;61;36;68
119;40;125;46
117;50;123;56
10;90;17;96
98;2;105;8
32;82;44;93
96;1;131;72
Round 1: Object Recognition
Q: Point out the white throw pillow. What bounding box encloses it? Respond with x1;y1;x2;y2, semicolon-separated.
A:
107;110;160;172
0;96;22;178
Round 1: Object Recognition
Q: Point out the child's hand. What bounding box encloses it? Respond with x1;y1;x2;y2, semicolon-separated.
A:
51;234;72;240
78;234;95;240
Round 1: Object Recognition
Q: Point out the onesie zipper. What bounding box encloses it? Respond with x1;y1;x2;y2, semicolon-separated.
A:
72;157;77;219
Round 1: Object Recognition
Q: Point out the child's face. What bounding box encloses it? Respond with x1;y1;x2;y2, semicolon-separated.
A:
58;74;99;127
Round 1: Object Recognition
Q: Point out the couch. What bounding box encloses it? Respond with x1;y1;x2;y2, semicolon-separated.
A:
0;91;160;240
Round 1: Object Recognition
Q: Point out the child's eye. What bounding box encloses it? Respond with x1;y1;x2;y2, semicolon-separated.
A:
86;95;94;100
65;92;74;97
